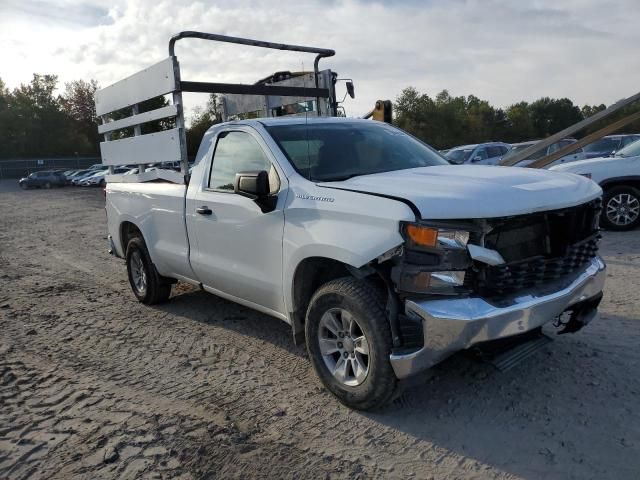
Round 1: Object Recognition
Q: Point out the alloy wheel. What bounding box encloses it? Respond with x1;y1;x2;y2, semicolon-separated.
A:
129;251;147;294
606;192;640;226
317;308;370;387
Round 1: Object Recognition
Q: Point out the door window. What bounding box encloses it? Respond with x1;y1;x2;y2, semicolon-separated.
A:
474;148;488;160
209;131;278;193
486;146;504;158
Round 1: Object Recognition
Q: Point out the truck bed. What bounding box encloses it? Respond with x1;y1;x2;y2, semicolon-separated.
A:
106;182;193;281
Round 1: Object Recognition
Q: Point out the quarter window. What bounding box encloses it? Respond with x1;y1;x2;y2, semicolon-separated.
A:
209;131;277;192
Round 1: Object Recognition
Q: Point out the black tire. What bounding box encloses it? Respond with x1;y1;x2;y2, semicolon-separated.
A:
99;179;106;188
601;185;640;231
305;277;397;410
19;182;28;190
125;237;172;304
44;182;51;189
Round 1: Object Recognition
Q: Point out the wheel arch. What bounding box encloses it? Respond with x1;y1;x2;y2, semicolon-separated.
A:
600;176;640;191
289;256;352;344
288;254;392;345
120;221;144;255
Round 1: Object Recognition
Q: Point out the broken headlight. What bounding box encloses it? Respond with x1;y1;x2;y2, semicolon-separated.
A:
393;223;473;295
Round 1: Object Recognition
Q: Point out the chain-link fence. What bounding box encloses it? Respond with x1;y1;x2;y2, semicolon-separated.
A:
0;157;101;179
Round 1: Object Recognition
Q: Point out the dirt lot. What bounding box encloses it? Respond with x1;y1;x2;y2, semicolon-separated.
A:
0;181;639;480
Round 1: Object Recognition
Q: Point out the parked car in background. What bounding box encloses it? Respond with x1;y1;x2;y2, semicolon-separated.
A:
18;171;67;189
72;170;104;185
551;138;640;230
80;167;133;187
502;138;586;168
445;142;511;165
582;134;640;159
87;164;110;171
64;169;91;184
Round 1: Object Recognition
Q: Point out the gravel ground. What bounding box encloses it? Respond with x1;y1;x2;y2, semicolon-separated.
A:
1;180;639;480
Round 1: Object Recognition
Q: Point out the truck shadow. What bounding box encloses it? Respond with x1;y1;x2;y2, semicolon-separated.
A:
150;285;308;360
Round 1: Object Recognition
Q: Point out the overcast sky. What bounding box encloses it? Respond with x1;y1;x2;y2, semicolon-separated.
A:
1;0;638;119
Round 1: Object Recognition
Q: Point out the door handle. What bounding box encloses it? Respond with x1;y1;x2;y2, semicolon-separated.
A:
196;206;212;215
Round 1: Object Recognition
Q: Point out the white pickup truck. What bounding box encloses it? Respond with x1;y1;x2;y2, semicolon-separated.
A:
98;32;606;410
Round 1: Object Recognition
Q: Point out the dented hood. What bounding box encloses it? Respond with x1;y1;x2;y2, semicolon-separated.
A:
318;165;601;219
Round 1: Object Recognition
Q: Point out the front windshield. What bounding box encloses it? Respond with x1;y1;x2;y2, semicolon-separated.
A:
584;137;619;153
615;138;640;158
445;148;474;164
265;122;448;182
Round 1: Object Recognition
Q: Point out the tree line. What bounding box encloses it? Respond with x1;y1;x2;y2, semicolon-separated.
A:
0;74;218;160
2;74;639;160
394;87;640;150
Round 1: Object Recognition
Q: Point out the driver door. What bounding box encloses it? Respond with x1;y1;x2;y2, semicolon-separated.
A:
186;128;287;316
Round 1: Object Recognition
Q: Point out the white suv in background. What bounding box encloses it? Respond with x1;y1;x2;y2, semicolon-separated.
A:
444;142;511;165
551;139;640;230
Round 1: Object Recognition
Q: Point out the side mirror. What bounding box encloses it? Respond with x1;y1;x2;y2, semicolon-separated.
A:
234;170;269;199
346;81;355;99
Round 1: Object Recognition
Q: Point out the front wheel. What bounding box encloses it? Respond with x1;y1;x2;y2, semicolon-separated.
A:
126;237;172;304
601;186;640;231
44;182;51;189
305;277;397;410
20;182;28;190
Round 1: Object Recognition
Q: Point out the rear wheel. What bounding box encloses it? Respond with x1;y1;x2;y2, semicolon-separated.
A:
601;186;640;231
44;182;51;189
305;277;397;410
126;237;172;304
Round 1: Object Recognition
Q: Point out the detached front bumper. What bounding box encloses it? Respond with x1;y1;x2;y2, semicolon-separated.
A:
390;256;606;379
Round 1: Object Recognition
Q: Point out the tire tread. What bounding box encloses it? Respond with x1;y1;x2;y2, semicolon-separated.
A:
306;277;397;411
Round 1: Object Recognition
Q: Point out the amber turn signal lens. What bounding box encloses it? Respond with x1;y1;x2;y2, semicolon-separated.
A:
405;225;438;247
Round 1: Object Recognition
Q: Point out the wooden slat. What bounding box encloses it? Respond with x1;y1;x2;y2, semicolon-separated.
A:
95;57;177;116
99;128;182;166
98;105;178;134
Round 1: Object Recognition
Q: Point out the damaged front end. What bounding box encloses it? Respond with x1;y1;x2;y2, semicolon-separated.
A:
381;198;606;378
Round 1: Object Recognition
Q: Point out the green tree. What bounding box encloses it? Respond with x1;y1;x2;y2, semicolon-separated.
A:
505;101;536;142
581;103;606;118
529;97;583;138
186;94;221;156
395;88;506;149
0;74;90;158
61;79;100;153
